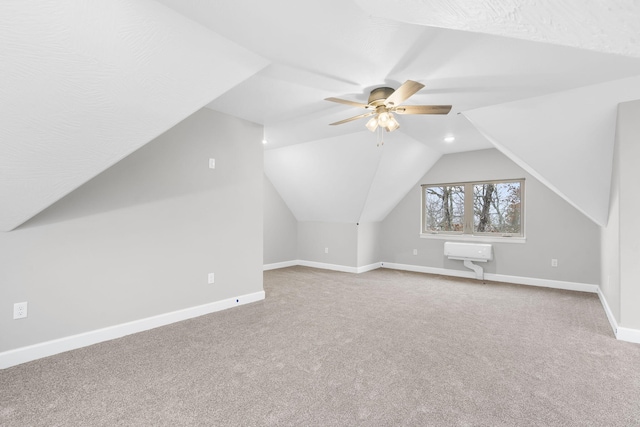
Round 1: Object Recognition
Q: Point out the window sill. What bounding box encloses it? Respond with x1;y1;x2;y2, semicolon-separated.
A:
419;233;526;244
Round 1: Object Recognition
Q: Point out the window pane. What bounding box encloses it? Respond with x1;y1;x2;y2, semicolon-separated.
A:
473;182;521;234
424;185;465;232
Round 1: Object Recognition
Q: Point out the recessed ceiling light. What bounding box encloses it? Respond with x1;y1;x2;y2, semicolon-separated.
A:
444;136;455;143
262;139;268;145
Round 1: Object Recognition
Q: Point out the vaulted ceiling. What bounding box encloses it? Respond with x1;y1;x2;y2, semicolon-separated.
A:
2;1;640;231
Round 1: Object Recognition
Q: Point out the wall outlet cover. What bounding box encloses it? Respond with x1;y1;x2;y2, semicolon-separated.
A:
14;302;28;319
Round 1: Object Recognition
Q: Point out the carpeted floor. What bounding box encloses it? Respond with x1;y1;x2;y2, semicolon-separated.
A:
1;266;639;426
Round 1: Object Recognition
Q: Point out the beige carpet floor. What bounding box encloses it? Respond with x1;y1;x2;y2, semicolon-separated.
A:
1;266;639;426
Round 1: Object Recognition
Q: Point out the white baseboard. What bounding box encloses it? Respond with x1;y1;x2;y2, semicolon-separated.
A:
263;260;298;271
268;260;640;343
381;262;471;279
297;260;358;273
616;327;640;344
264;260;382;274
356;262;382;274
0;291;265;370
266;260;597;293
597;287;619;336
380;262;598;293
597;288;640;344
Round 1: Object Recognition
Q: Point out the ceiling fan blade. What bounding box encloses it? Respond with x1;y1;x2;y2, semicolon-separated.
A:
385;80;425;107
325;97;371;109
394;105;452;115
329;111;375;126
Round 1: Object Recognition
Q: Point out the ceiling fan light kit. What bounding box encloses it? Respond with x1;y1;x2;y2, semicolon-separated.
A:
365;109;400;132
326;80;452;140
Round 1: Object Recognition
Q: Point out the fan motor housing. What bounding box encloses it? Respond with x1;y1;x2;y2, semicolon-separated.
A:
368;87;394;106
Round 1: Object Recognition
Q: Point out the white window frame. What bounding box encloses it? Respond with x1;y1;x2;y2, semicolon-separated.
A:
420;179;526;243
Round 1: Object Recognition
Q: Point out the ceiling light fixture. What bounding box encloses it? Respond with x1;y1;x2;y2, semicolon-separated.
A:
326;80;452;136
365;108;401;133
444;135;455;143
262;139;267;145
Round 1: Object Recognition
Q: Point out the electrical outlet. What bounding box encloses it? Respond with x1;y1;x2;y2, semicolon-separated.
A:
413;249;418;255
13;302;28;319
551;259;558;267
208;273;215;284
208;158;215;169
324;247;329;254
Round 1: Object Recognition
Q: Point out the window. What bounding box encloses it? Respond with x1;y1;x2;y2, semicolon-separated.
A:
422;179;524;238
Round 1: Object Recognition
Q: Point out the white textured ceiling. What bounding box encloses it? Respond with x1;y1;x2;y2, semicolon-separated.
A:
3;0;640;229
356;0;640;58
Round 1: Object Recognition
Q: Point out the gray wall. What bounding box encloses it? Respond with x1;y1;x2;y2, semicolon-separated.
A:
263;174;297;265
357;222;382;267
601;108;622;321
618;100;640;329
297;222;357;267
602;100;640;329
0;108;264;352
380;149;601;284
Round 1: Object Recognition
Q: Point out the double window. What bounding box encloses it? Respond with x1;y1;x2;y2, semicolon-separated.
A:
421;179;524;238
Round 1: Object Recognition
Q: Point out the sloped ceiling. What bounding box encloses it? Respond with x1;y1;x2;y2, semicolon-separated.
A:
265;132;441;223
0;0;267;231
156;0;640;225
4;0;640;229
465;76;640;226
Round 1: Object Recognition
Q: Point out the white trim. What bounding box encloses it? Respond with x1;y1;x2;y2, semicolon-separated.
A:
279;259;599;294
263;260;297;271
263;260;380;274
420;233;526;244
616;327;640;344
381;262;471;279
297;260;358;273
0;291;265;370
597;287;619;336
380;262;598;293
356;262;382;274
597;288;640;344
483;272;598;293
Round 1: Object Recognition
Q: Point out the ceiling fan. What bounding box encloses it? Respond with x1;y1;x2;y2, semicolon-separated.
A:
325;80;451;132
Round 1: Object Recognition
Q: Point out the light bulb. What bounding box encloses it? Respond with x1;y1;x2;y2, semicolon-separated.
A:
366;116;379;132
378;112;390;125
386;113;400;132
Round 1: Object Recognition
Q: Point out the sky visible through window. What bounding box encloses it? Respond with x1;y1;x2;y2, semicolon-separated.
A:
424;181;522;235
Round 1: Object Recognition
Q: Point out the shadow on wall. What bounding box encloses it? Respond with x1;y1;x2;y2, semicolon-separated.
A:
19;111;251;230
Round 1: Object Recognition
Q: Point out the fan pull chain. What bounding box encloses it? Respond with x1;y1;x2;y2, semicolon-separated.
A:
376;126;384;147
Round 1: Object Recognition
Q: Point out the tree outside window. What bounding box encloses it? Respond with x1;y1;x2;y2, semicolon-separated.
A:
422;180;524;237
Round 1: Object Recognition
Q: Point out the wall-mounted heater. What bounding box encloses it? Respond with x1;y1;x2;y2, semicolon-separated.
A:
444;242;493;280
